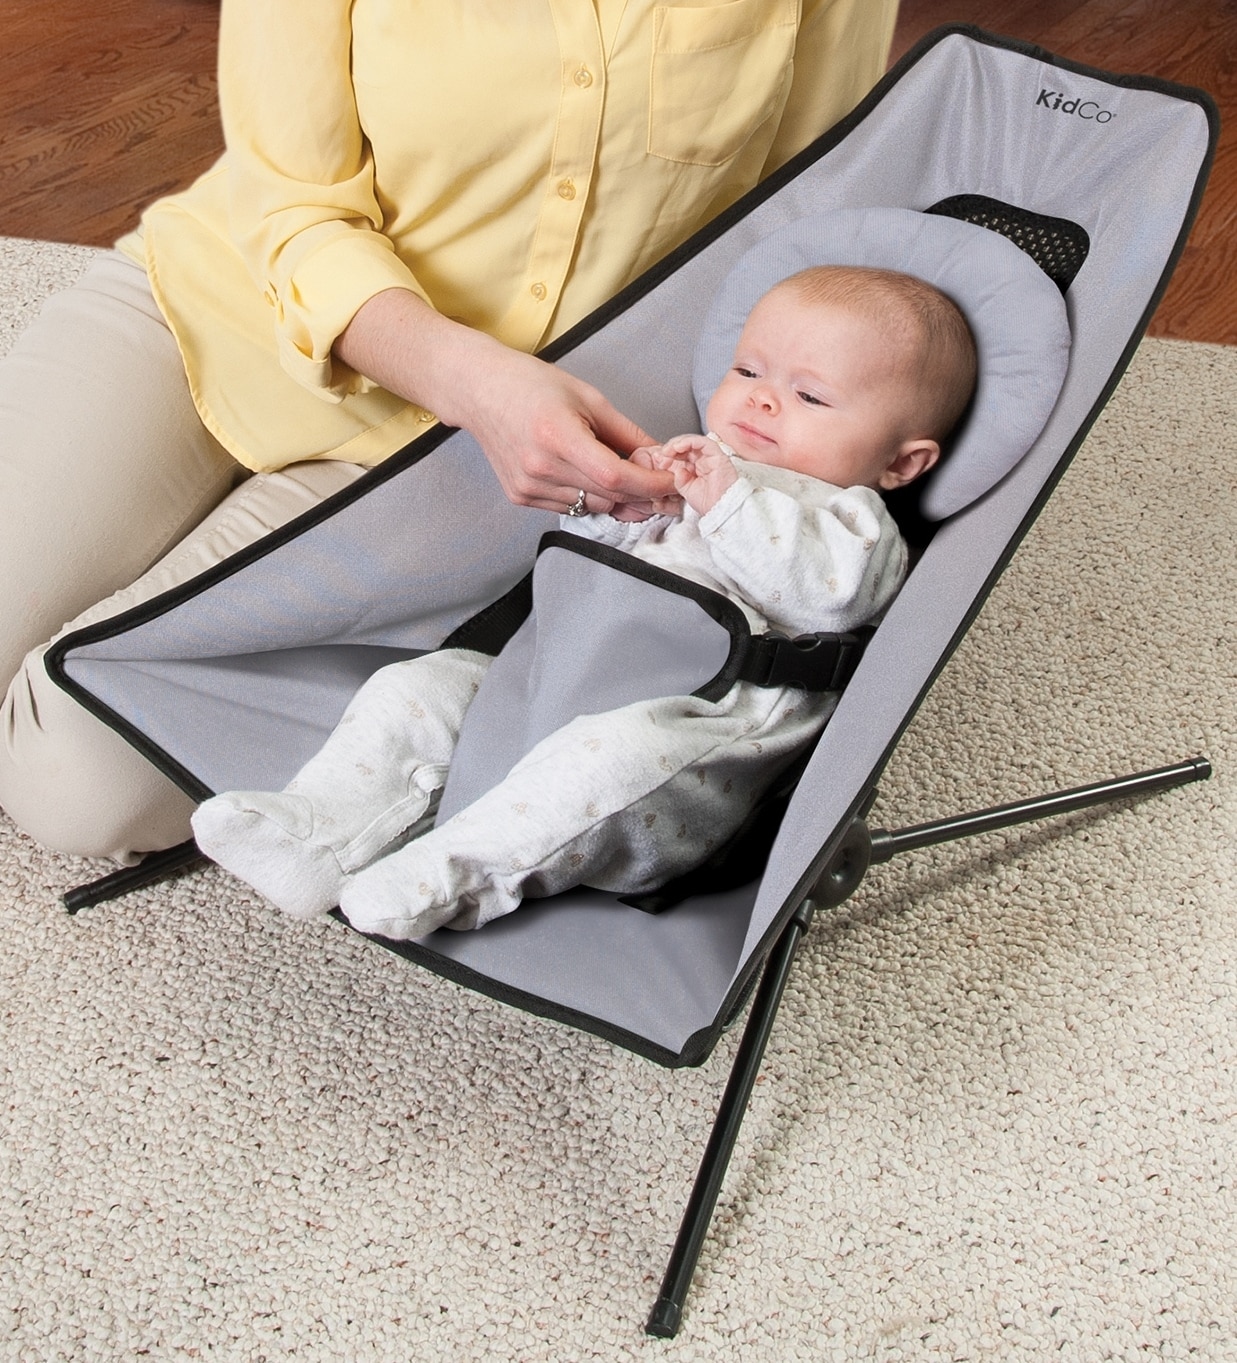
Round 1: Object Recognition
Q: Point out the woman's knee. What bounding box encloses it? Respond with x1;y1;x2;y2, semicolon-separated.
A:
0;645;195;863
0;456;372;861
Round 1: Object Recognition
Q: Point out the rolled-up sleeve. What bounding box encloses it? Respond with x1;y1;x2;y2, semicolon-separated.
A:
218;0;431;400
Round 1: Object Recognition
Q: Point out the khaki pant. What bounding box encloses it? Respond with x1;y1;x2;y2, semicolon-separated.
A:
0;252;367;863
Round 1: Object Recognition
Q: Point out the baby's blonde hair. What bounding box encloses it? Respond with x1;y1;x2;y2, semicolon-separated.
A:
773;265;977;443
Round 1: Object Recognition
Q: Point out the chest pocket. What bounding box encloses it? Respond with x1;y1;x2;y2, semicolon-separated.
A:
648;0;798;167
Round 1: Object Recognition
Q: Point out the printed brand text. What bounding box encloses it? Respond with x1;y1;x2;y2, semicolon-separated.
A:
1036;89;1115;122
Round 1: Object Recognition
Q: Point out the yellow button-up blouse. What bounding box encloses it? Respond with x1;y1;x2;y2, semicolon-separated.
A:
120;0;896;472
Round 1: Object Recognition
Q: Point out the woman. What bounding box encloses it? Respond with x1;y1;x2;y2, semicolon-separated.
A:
0;0;897;863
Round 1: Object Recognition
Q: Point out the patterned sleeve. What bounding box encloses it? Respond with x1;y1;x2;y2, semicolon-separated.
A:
697;471;908;635
556;512;675;551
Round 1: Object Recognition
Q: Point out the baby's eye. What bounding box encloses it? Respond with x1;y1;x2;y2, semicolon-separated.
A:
734;366;759;379
797;390;827;406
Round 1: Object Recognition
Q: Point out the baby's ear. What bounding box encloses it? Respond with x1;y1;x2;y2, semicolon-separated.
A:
879;438;940;491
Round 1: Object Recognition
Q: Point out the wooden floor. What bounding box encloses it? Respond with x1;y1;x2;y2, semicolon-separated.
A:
1;0;223;249
1;0;1233;342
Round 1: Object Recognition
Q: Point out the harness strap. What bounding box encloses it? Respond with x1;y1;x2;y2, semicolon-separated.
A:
438;531;878;908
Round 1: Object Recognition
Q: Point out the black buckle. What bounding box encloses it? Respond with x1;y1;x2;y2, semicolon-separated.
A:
737;628;871;692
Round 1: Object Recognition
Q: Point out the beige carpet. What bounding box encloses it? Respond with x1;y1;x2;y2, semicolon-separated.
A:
1;239;1234;1361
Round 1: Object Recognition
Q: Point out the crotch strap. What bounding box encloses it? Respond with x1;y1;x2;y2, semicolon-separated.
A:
436;532;870;824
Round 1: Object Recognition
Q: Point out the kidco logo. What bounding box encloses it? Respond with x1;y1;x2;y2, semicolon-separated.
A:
1036;88;1115;123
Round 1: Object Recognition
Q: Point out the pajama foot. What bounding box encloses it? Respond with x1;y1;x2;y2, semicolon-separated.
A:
191;791;345;920
337;852;465;940
338;828;523;940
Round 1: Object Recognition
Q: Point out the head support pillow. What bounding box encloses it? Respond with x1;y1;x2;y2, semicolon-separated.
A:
692;207;1073;520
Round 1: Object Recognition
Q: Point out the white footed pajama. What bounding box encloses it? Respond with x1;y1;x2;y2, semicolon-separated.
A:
338;676;833;939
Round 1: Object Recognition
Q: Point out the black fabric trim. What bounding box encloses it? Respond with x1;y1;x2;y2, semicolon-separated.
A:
48;431;458;670
439;571;534;656
345;915;696;1067
51;675;217;805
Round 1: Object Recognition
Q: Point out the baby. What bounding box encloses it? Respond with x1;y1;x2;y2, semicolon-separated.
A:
192;266;977;938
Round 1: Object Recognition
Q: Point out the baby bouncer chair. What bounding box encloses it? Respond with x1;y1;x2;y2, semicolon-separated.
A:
53;28;1216;1335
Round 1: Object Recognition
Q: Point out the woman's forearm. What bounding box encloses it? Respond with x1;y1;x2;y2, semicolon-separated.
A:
333;288;675;513
334;288;494;427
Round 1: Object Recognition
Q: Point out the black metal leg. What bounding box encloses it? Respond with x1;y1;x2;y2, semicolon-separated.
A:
646;897;816;1338
55;757;1212;1334
644;754;1212;1336
62;839;205;914
868;757;1211;863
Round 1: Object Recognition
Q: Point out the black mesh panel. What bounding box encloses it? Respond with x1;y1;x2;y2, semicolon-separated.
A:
927;194;1090;291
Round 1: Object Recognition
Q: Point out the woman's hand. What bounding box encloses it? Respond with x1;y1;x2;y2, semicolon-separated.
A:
335;288;676;515
608;446;685;521
448;342;674;514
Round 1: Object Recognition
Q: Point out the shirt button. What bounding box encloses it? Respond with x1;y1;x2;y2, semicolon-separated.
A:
573;66;593;88
557;178;576;200
531;282;548;301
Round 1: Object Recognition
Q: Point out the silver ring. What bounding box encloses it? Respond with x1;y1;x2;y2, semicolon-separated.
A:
565;489;588;517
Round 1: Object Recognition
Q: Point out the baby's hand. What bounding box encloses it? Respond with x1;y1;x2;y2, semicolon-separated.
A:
609;445;685;521
660;434;738;516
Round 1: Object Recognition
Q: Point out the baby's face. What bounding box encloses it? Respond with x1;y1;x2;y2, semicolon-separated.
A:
705;288;929;491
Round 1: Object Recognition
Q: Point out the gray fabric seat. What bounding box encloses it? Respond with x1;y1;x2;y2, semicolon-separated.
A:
51;28;1216;1067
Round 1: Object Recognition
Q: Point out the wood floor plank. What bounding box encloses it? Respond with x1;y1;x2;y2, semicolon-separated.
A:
0;1;223;244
